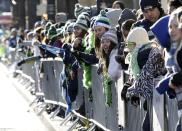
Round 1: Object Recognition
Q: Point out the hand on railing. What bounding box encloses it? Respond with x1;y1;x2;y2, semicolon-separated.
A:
130;95;140;107
121;82;131;101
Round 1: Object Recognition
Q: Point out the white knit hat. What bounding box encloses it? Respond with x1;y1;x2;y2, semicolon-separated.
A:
101;28;118;45
126;27;150;45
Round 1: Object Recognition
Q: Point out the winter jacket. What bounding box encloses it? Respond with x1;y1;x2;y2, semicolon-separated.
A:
127;44;165;99
61;44;80;102
108;48;122;81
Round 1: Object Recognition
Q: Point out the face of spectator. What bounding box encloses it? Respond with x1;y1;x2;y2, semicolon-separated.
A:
143;7;160;22
74;26;83;38
112;4;121;9
94;26;107;39
169;15;181;42
101;38;111;54
121;28;129;41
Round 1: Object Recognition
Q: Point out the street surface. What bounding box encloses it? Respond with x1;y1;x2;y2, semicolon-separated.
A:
0;63;49;131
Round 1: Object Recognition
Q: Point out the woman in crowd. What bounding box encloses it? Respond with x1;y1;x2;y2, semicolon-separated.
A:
122;27;166;131
100;28;122;106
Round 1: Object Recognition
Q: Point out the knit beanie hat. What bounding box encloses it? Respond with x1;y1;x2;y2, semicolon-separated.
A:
55;12;67;24
47;25;57;39
94;10;111;29
56;26;64;37
140;0;161;11
101;28;118;45
106;8;123;28
150;15;170;49
74;16;89;31
126;27;150;45
118;8;137;25
67;22;75;33
77;12;90;27
74;3;90;18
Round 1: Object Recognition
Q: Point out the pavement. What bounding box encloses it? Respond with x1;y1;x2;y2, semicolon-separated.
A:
0;62;72;131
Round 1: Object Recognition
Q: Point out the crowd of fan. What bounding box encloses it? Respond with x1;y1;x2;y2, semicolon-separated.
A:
2;0;182;130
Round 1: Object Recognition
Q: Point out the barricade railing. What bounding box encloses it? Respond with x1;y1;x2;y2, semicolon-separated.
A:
12;49;180;131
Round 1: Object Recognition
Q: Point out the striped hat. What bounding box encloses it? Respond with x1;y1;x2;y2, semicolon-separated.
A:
77;12;90;28
101;28;118;45
94;10;111;29
74;3;90;18
74;16;88;31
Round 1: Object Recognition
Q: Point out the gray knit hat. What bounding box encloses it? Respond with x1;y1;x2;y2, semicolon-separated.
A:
74;3;90;18
55;12;67;23
118;8;137;25
94;10;111;29
77;12;90;28
101;28;118;45
106;8;123;27
74;16;89;31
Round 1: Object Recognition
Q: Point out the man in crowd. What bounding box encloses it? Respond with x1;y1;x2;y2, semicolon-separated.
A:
132;0;165;39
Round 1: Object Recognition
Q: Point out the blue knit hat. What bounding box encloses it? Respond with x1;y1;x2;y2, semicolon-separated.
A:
140;0;161;11
150;15;170;49
94;10;111;29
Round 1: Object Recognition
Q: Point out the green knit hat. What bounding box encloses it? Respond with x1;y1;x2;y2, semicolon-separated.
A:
94;10;111;29
47;25;57;39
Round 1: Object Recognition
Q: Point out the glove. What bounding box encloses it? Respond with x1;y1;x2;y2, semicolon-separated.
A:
121;82;132;101
167;88;176;99
17;59;25;66
115;55;128;70
170;72;182;87
97;65;103;75
71;50;80;58
131;96;140;106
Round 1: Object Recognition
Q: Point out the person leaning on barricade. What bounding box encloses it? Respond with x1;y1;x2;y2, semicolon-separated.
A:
152;7;182;131
99;28;123;106
121;27;166;131
153;8;182;96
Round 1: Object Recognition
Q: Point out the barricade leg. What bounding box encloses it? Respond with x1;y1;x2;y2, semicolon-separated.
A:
67;117;80;131
50;105;61;119
87;124;96;131
60;113;73;126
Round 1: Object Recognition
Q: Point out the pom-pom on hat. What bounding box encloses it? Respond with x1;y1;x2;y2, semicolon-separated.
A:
74;3;91;18
94;10;111;29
